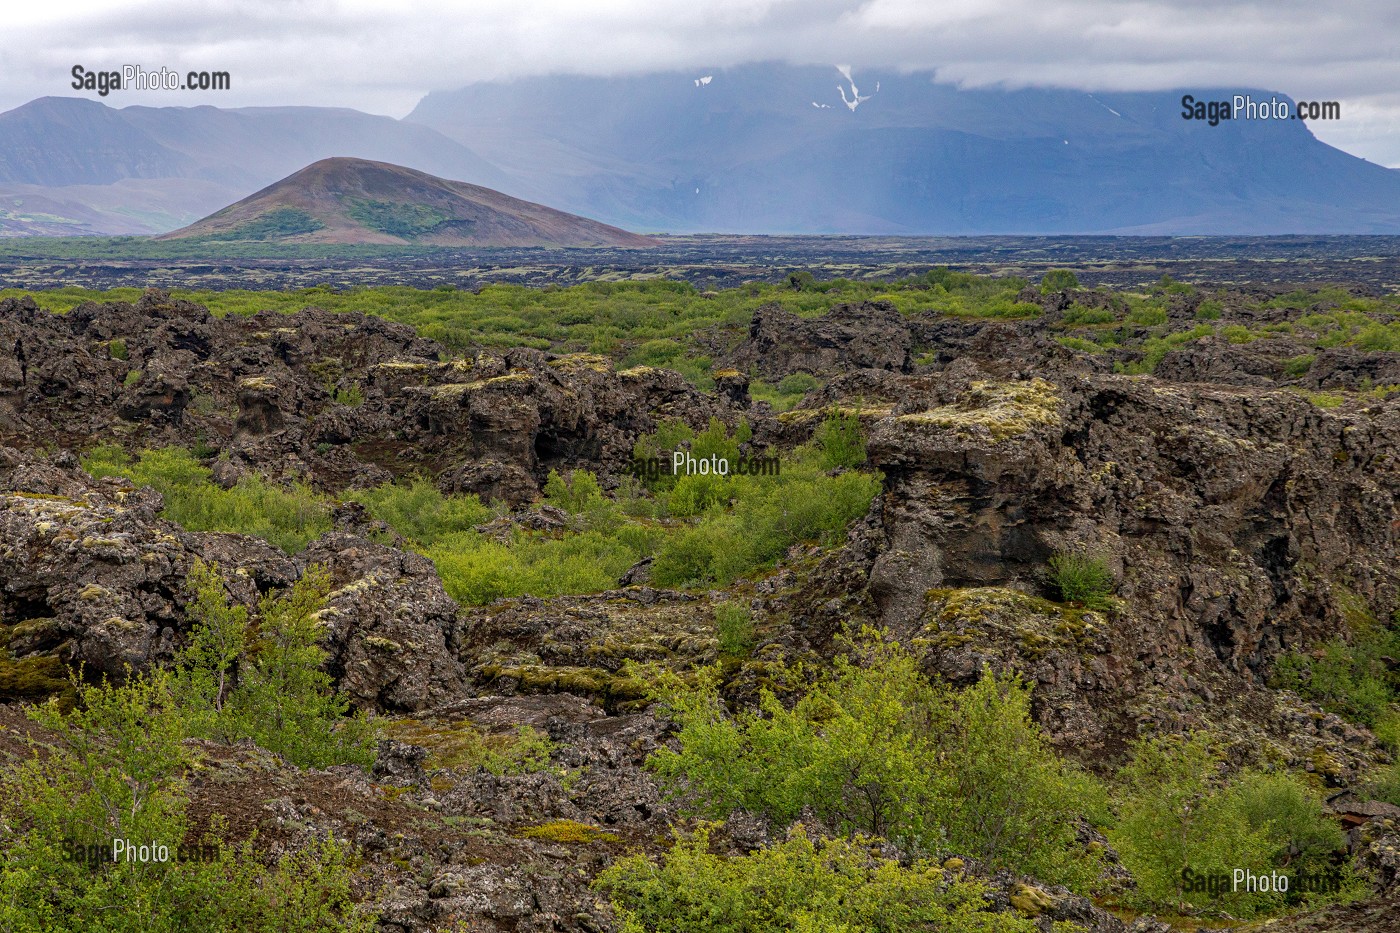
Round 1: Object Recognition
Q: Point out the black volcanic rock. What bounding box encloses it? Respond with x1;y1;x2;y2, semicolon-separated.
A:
728;300;913;378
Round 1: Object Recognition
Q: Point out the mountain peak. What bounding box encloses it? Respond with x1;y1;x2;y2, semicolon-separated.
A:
160;156;651;247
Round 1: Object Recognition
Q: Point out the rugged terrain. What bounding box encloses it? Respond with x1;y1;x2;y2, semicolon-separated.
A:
1;280;1398;930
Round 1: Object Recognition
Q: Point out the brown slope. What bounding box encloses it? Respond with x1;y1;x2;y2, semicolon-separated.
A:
158;156;651;247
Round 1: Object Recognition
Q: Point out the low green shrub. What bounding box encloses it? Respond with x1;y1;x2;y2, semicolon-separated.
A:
1047;551;1115;611
1061;306;1116;326
1056;336;1104;353
1365;763;1400;806
0;668;374;931
1040;269;1080;292
1284;354;1316;377
1109;733;1359;918
82;446;330;554
813;408;867;469
174;563;378;769
345;477;492;546
595;823;1039;933
1272;618;1400;745
713;603;755;657
640;633;1104;890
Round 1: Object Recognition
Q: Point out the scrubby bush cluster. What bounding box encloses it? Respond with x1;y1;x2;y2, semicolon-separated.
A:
1046;550;1116;611
617;631;1360;923
596;824;1040;933
638;634;1106;891
0;659;372;930
1272;612;1400;752
83;446;330;553
1109;732;1358;917
173;561;378;769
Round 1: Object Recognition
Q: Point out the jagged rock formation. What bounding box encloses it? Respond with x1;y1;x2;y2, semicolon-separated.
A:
3;287;1400;930
0;290;736;505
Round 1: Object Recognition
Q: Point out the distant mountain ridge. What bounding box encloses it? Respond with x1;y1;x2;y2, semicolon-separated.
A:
4;64;1400;236
161;157;650;248
0;97;511;235
406;63;1400;234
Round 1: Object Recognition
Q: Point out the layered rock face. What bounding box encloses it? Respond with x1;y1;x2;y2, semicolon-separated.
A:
3;288;1399;931
0;447;465;712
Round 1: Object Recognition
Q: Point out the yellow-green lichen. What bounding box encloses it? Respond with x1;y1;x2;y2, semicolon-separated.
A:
515;820;619;845
547;353;611;373
897;379;1060;442
917;586;1100;660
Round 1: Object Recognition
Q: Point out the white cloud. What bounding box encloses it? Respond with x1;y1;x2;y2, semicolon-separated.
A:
3;0;1399;164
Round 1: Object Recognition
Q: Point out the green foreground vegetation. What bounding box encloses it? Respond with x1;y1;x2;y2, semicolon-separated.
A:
0;565;376;931
606;634;1363;925
82;413;881;605
10;273;1400;397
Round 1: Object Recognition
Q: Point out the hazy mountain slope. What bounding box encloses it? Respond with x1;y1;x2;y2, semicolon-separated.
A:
0;178;241;236
0;98;515;234
161;156;651;247
407;63;1400;233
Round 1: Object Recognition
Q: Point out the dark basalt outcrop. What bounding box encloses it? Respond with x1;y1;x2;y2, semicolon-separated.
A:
727;300;914;378
0;447;464;712
3;289;1400;930
0;290;739;505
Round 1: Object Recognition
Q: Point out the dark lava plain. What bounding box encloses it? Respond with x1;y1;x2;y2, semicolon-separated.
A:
2;234;1399;291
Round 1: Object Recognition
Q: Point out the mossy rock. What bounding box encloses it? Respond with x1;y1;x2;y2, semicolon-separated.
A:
897;378;1060;442
918;586;1101;660
478;663;645;706
1008;883;1056;916
547;353;611;373
515;820;619;845
0;655;74;705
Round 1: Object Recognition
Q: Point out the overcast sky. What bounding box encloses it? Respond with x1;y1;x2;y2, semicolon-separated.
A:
4;0;1400;165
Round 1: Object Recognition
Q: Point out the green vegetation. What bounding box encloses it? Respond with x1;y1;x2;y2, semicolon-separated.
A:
749;372;821;411
108;338;128;361
813;408;868;469
342;199;449;239
384;718;554;775
349;420;876;604
1061;306;1116;326
641;634;1105;890
1366;763;1400;806
1120;324;1215;374
713;603;755;657
1047;551;1116;611
595;824;1040;933
1285;353;1316;377
1272;612;1400;750
1109;732;1356;918
71;417;872;610
1040;268;1080;292
82;446;331;553
0;668;373;931
173;562;378;769
216;208;326;242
